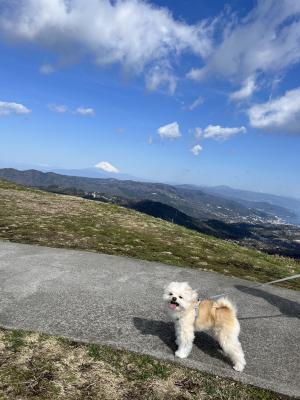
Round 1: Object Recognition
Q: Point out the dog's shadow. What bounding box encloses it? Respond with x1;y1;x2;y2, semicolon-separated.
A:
133;317;227;363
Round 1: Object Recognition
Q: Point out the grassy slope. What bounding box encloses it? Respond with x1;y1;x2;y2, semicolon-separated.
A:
0;179;299;290
0;328;288;400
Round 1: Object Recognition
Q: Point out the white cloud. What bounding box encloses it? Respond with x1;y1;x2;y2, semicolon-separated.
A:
188;96;204;111
187;1;300;84
75;107;94;116
39;63;55;75
194;127;202;139
94;161;119;173
0;100;31;116
48;104;68;113
0;0;212;93
186;68;206;81
157;121;181;139
247;87;300;133
48;104;94;115
2;0;300;100
230;76;257;101
145;65;177;95
203;125;246;140
190;144;202;155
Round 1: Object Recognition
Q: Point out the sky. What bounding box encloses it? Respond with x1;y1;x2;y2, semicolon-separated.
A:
0;0;300;198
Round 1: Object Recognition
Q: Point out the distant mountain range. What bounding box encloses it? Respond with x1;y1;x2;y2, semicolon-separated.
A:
1;167;300;258
0;161;148;182
0;167;297;224
47;167;150;182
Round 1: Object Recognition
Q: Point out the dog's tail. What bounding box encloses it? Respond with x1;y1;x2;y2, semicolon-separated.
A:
214;297;237;315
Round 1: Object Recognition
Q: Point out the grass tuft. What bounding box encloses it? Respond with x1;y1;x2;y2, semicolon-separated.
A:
4;330;26;351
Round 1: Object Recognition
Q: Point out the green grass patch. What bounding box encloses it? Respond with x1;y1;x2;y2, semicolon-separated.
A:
4;329;26;351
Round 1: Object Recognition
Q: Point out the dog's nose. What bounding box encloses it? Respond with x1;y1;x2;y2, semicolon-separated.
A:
172;296;177;301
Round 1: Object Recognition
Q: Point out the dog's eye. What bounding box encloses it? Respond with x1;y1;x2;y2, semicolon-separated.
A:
179;296;183;299
169;292;173;296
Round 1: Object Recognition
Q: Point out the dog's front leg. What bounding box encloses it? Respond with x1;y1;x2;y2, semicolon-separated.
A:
174;320;194;358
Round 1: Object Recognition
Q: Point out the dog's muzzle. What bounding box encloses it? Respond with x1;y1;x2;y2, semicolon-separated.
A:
169;300;179;310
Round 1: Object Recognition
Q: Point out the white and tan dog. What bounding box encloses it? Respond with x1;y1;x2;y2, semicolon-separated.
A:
163;281;246;371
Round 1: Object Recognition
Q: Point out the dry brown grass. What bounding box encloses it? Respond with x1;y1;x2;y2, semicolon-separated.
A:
0;328;288;400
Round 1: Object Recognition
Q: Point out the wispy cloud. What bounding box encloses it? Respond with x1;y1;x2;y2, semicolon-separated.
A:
39;63;55;75
0;100;31;116
190;144;202;155
187;1;300;88
202;125;246;140
94;161;119;173
75;107;95;116
247;87;300;133
145;65;177;95
48;104;68;113
188;96;204;111
157;122;181;139
0;0;212;94
230;76;257;101
47;104;94;115
1;0;300;100
194;127;202;139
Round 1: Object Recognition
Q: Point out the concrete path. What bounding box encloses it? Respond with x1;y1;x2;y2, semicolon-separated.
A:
0;241;299;397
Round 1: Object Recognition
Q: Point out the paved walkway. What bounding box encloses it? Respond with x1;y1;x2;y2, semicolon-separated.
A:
0;241;299;397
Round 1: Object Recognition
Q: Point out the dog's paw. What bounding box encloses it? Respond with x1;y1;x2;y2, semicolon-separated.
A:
175;350;188;359
233;362;245;372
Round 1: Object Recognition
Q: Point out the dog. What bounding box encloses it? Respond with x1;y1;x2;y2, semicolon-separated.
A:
163;281;246;372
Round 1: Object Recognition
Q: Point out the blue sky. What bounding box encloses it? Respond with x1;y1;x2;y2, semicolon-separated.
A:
0;0;300;197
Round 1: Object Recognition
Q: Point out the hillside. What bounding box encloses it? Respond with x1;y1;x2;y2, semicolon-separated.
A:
0;179;299;290
126;200;300;259
0;168;290;224
28;185;300;259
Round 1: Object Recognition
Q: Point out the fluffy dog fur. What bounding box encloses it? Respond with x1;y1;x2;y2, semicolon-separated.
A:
163;281;246;372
